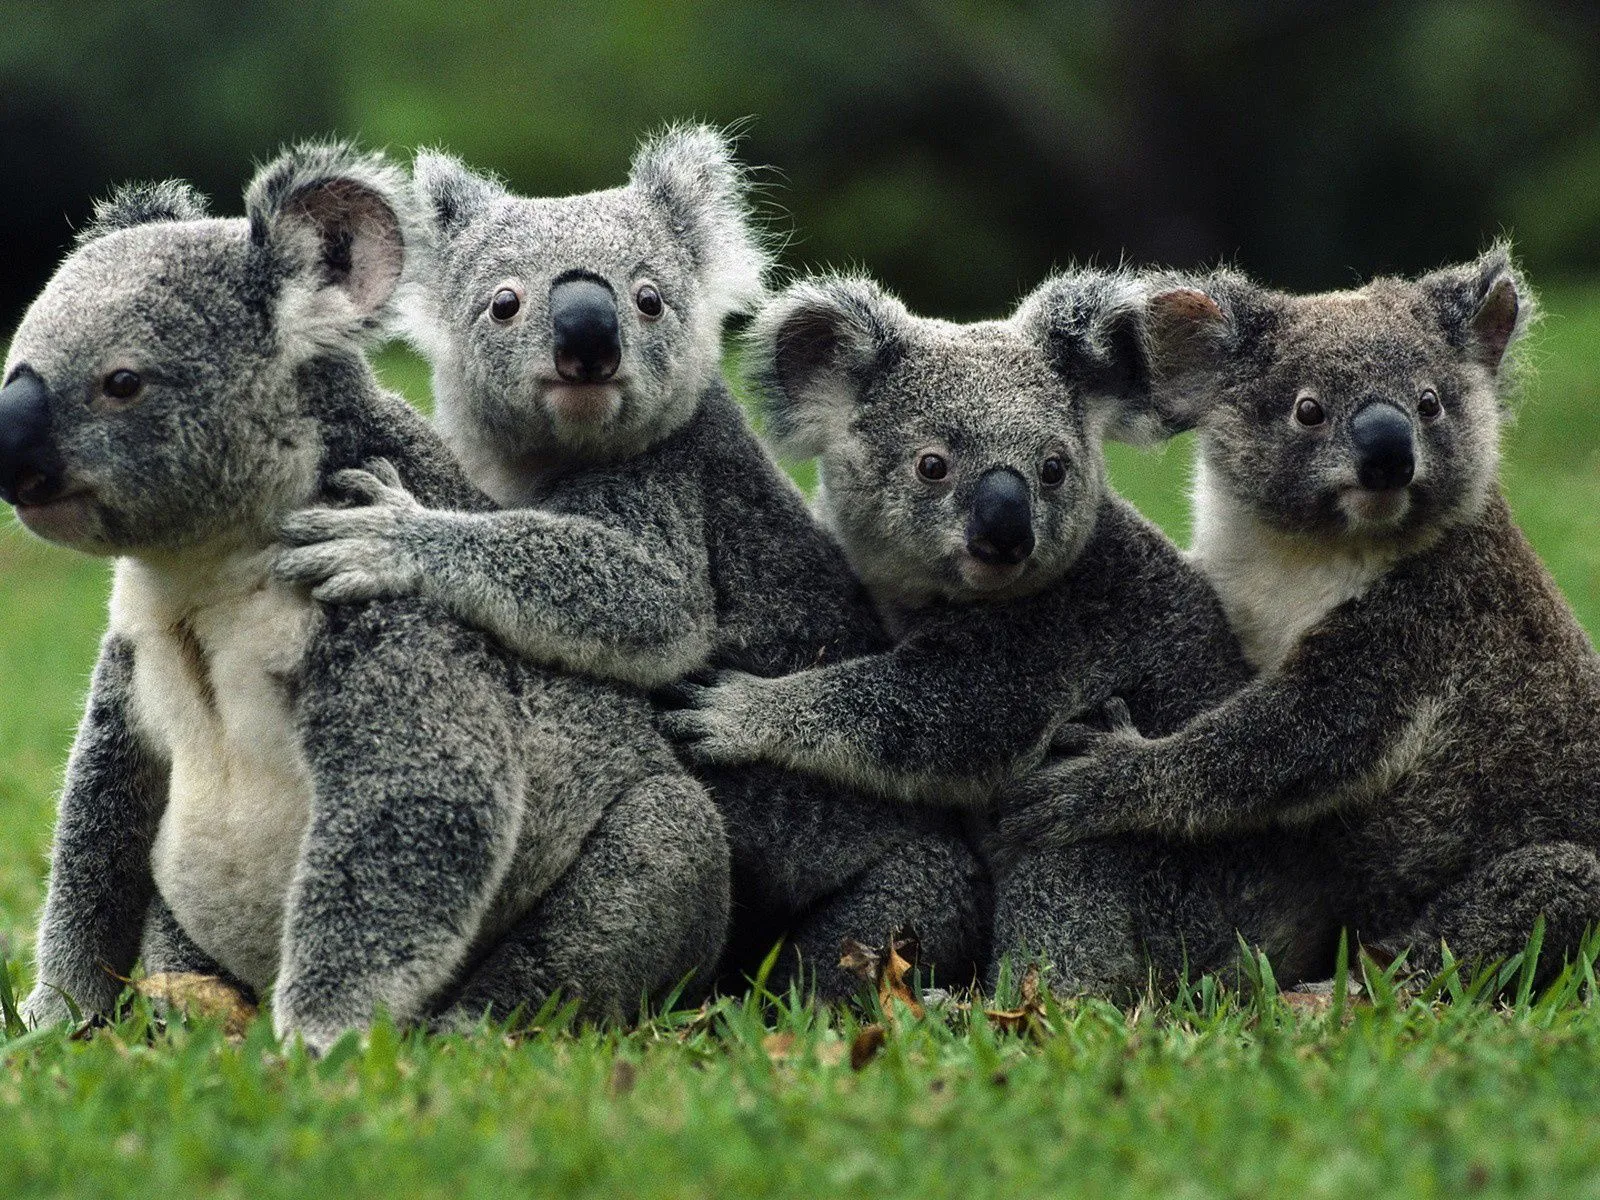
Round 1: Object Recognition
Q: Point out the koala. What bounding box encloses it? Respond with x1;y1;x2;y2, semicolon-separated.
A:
997;246;1600;986
657;271;1299;993
5;145;728;1049
272;127;988;999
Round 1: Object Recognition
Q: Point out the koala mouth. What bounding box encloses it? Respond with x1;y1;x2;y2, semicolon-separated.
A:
1338;485;1411;528
12;487;96;542
956;551;1029;593
543;382;622;427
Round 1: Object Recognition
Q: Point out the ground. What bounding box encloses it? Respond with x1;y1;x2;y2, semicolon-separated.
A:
0;288;1595;1197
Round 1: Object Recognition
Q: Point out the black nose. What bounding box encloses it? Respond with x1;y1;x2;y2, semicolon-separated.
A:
966;467;1035;566
0;371;61;507
1350;402;1415;491
550;277;621;383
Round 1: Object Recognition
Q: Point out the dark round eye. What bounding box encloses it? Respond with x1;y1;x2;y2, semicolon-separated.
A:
1294;396;1326;427
1418;388;1442;421
1040;457;1066;488
103;369;142;401
635;283;663;319
490;288;521;322
916;452;949;482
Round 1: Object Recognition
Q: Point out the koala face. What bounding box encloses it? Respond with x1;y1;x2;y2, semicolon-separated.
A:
747;271;1152;608
406;125;768;476
0;147;408;555
1153;249;1527;545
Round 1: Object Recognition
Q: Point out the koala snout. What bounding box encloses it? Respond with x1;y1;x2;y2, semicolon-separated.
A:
966;467;1035;566
0;370;63;506
1350;401;1415;491
551;277;622;384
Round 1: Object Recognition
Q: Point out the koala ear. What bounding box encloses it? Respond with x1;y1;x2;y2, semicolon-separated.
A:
1421;243;1532;375
75;180;211;247
746;275;908;458
245;142;411;345
1020;271;1161;444
1139;273;1267;432
630;124;770;319
411;149;505;242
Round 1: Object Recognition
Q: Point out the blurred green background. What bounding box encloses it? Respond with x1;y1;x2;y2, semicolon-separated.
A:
3;0;1600;325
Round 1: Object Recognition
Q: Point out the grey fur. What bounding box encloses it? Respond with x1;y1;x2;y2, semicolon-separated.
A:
994;247;1600;986
11;145;727;1047
274;128;988;998
664;270;1264;992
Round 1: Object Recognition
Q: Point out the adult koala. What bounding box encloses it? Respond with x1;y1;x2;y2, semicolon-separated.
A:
5;145;728;1048
275;128;988;998
998;250;1600;985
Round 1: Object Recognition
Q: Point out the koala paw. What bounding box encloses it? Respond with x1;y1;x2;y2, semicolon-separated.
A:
655;670;771;766
987;753;1126;868
276;460;428;604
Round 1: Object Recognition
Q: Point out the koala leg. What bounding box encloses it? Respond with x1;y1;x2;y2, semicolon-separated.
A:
993;834;1337;1000
438;773;730;1029
1370;842;1600;989
782;825;991;1001
710;770;988;1001
991;839;1152;999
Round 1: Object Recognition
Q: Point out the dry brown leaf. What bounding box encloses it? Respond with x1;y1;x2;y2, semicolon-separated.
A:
134;972;257;1038
761;1032;797;1063
838;927;924;1021
850;1024;886;1070
982;962;1049;1039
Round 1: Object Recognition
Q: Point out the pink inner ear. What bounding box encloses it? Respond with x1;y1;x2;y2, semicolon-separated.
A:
1149;288;1224;326
1471;275;1519;371
285;180;403;317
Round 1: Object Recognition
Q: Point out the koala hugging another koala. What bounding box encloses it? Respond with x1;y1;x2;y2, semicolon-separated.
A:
273;127;989;999
998;249;1600;987
3;145;730;1048
657;269;1313;994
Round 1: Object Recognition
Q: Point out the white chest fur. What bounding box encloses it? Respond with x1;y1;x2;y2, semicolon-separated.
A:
111;550;324;992
1190;462;1403;672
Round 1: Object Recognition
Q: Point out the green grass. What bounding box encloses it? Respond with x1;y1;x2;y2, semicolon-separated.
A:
0;288;1597;1196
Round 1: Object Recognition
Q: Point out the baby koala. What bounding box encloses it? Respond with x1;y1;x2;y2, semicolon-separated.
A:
5;146;728;1047
660;271;1269;990
998;247;1600;984
273;128;987;998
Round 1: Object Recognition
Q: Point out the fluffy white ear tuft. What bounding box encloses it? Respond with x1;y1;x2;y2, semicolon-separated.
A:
245;142;414;357
630;123;772;322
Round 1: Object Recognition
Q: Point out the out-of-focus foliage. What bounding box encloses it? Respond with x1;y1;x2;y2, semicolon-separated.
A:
2;0;1597;326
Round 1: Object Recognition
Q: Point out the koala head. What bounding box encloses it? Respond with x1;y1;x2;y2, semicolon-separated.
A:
747;269;1154;608
0;144;411;556
404;124;769;481
1149;245;1531;547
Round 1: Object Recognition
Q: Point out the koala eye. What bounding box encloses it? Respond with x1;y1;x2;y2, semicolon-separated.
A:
915;452;950;482
490;288;522;323
635;282;664;320
103;369;143;402
1294;395;1326;427
1418;388;1442;422
1039;457;1066;489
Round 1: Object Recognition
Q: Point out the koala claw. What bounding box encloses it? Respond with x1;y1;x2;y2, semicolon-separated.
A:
655;670;768;765
274;538;422;602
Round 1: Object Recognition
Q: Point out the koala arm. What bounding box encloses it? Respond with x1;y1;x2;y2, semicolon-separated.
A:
24;637;167;1026
271;603;527;1054
660;616;1068;806
993;583;1436;852
276;462;715;689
